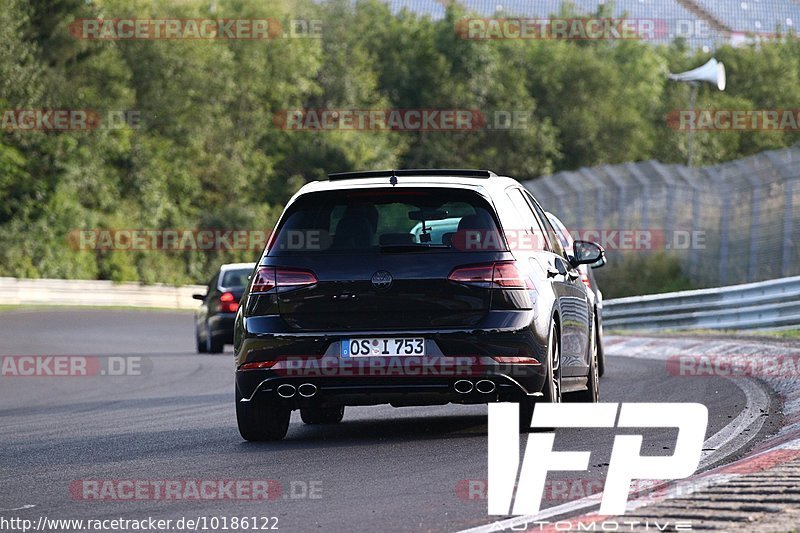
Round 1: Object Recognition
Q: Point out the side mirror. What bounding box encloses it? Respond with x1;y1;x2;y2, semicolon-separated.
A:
570;240;605;267
591;255;607;269
192;293;206;301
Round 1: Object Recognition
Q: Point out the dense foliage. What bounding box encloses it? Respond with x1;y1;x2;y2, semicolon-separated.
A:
1;0;798;287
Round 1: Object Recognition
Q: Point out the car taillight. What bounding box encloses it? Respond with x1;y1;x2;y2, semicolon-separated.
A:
448;261;532;289
251;266;317;293
580;270;591;289
239;360;277;370
491;262;530;289
251;267;277;293
276;268;318;287
218;291;239;313
447;264;494;285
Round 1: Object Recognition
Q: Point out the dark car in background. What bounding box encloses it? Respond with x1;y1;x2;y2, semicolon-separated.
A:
194;262;256;353
233;170;605;441
546;212;607;377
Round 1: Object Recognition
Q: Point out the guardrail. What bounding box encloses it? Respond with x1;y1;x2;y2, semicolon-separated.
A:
3;275;799;329
603;275;800;331
0;277;205;310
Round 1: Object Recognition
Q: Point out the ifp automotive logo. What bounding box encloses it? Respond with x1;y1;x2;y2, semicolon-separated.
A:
488;403;708;516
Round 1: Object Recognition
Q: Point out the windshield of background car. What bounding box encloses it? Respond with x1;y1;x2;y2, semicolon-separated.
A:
267;187;505;255
220;268;252;289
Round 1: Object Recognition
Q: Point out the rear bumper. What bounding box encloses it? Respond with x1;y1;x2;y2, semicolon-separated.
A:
234;310;549;406
236;371;543;408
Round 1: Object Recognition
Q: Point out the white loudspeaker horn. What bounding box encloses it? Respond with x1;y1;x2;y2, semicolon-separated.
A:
668;58;726;91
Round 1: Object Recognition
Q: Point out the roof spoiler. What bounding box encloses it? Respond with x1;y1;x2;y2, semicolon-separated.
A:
327;169;497;181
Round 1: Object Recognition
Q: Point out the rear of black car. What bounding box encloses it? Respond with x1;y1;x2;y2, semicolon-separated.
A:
194;264;253;353
234;183;548;440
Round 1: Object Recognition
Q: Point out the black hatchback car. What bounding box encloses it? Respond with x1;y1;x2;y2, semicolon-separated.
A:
194;262;256;353
234;170;604;441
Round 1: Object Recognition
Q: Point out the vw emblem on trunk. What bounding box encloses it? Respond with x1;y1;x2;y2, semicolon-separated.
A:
371;270;393;290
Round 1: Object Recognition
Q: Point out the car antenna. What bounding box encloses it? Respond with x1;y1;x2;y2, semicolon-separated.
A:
390;169;397;186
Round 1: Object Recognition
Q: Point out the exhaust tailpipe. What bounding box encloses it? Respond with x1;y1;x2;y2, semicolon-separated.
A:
298;383;318;398
454;380;474;394
475;380;496;394
277;384;297;398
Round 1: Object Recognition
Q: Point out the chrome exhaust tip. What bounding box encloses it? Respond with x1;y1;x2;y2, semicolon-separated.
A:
454;380;474;394
475;380;496;394
298;383;318;398
277;384;297;398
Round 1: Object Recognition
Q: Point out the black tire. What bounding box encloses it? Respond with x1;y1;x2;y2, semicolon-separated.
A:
195;324;208;354
206;323;224;354
570;321;600;403
300;405;345;424
540;321;562;403
523;321;561;432
207;336;224;353
236;388;291;441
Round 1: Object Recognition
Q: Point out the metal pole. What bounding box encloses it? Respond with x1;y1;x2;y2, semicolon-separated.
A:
782;180;794;277
687;82;697;167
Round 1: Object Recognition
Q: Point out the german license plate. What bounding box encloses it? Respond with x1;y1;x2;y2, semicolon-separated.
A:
341;338;425;357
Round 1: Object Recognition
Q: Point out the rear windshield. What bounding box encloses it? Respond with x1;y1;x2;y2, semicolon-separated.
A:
268;188;503;255
220;268;252;288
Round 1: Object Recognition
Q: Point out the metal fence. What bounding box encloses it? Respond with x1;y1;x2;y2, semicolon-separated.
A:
387;0;795;48
523;146;800;288
603;275;800;331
